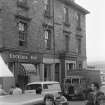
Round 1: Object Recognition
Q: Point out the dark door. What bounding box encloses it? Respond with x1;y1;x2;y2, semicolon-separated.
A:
55;63;60;82
17;75;28;90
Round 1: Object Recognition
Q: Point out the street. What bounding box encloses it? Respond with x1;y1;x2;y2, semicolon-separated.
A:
69;101;87;105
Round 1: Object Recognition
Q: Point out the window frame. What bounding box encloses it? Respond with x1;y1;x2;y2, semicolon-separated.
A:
63;6;70;26
18;21;28;47
77;38;82;55
44;0;51;18
76;13;82;31
15;15;31;47
44;29;52;50
65;34;69;52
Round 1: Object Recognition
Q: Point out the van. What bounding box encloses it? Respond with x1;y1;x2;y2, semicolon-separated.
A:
24;81;61;97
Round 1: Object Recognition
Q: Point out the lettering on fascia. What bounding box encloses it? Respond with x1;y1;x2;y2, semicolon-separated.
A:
30;56;37;60
9;53;28;60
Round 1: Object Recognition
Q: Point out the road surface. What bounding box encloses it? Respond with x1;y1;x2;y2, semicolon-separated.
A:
69;101;87;105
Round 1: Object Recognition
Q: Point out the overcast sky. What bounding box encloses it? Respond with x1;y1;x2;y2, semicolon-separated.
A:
75;0;105;62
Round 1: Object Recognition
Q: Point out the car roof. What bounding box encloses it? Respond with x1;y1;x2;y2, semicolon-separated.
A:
27;81;60;85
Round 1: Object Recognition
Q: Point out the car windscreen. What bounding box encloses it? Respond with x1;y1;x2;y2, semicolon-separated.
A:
26;84;42;90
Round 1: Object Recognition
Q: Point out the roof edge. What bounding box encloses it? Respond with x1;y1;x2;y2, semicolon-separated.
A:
58;0;90;14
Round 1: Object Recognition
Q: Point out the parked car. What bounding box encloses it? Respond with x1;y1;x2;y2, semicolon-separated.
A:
24;81;62;98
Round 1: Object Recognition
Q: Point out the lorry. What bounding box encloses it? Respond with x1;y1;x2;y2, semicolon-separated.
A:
62;69;101;100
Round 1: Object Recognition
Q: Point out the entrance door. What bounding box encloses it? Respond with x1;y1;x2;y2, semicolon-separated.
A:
16;63;29;90
55;63;60;82
44;64;51;81
17;75;28;90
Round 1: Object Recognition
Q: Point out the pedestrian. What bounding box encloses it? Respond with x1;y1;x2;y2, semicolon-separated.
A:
12;83;22;95
43;94;55;105
86;82;105;105
9;86;14;95
0;84;7;95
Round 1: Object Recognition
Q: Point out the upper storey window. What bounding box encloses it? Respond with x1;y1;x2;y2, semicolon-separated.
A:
18;21;28;47
44;29;52;50
77;38;81;55
16;15;31;47
64;6;70;26
44;0;51;18
76;13;82;31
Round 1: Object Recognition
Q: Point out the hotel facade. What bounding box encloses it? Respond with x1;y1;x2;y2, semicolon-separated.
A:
0;0;89;90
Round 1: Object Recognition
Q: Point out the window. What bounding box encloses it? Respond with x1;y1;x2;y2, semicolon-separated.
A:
65;35;69;52
44;0;51;17
64;6;69;25
44;30;51;49
77;38;81;54
18;21;28;47
79;63;82;69
72;78;79;84
76;13;81;30
66;63;74;71
17;0;28;9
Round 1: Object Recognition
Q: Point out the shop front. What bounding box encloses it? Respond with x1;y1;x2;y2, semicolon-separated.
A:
2;51;42;90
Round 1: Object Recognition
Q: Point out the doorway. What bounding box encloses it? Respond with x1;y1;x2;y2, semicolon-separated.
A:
55;63;60;82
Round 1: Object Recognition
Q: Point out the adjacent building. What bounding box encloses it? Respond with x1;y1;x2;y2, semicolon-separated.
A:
0;0;89;90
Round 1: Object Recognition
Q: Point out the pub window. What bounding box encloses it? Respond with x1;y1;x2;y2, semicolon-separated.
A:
44;30;51;49
44;0;51;17
17;21;28;47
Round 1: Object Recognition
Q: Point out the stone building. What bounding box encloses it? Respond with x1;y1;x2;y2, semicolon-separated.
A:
0;0;89;90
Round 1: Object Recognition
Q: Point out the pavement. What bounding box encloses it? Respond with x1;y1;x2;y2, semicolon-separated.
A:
69;101;87;105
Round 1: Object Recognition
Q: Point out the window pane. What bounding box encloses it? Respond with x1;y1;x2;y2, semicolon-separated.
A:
72;78;79;84
44;31;48;39
64;7;66;15
64;7;69;23
77;39;81;54
18;22;25;31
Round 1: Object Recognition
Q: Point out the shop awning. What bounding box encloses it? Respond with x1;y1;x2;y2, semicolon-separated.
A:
21;63;36;73
0;55;14;77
